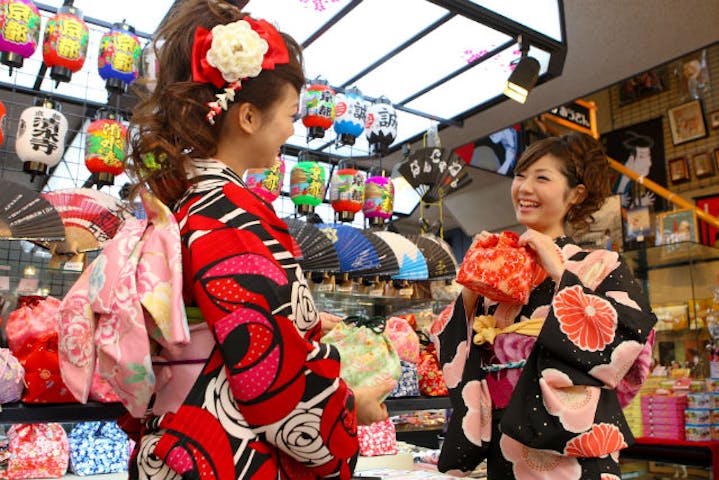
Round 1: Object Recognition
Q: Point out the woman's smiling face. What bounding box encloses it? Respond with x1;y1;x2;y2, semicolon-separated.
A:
511;153;583;238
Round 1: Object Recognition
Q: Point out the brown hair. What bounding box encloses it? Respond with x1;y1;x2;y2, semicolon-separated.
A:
125;0;305;206
514;132;611;233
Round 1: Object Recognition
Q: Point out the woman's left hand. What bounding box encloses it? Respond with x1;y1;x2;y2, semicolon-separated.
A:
319;311;342;335
518;228;564;282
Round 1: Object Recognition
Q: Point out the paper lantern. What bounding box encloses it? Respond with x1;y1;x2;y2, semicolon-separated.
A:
333;87;366;146
245;155;285;204
363;167;393;227
330;161;365;222
85;111;127;188
365;96;397;157
301;78;335;140
15;98;68;180
42;1;89;85
97;21;142;94
0;99;5;146
0;0;41;73
290;160;326;215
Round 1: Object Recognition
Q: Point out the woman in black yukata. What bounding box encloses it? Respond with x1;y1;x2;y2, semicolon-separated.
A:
434;132;656;479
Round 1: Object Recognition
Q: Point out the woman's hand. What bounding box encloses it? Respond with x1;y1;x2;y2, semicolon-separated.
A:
353;380;396;425
319;312;342;335
518;228;565;282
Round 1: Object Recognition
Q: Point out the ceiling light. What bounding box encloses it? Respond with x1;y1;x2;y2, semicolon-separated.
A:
504;37;540;104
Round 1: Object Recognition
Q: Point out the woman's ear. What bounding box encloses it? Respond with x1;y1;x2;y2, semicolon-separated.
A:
235;102;259;135
571;184;588;205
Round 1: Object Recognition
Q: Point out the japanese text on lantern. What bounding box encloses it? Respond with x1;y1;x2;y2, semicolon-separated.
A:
99;122;123;164
377;110;397;129
112;34;136;73
30;112;61;155
307;164;324;198
4;4;33;43
57;21;83;59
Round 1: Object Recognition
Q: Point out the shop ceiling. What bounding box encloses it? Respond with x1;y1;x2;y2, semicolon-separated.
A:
1;0;718;234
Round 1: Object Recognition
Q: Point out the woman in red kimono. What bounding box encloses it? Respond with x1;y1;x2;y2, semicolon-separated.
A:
434;132;656;479
124;1;391;478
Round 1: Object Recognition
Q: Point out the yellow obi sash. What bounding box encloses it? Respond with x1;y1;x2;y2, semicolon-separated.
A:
472;315;544;345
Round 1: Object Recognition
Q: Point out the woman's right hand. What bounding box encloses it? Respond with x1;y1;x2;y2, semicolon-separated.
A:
353;380;396;425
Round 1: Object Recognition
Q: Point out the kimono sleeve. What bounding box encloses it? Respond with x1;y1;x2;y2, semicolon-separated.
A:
184;217;358;476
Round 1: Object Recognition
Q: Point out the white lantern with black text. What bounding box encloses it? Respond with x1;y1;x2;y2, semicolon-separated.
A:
15;98;68;181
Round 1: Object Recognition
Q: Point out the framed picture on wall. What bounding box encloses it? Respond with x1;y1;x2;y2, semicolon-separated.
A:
625;206;652;242
668;157;690;183
692;151;714;179
657;208;698;245
667;100;708;145
709;110;719;130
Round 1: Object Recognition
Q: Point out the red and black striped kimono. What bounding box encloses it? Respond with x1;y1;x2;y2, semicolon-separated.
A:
132;159;358;480
434;238;656;479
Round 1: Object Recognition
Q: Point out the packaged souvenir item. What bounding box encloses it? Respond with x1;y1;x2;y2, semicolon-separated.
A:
68;421;130;475
390;361;420;398
385;317;420;363
417;342;448;397
358;417;398;456
6;423;69;479
456;231;546;304
0;348;24;404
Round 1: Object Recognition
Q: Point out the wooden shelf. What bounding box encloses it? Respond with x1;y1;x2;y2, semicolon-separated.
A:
385;396;450;413
0;402;126;425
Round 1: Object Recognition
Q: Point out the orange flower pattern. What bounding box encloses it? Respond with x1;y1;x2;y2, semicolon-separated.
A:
554;285;617;352
564;423;627;458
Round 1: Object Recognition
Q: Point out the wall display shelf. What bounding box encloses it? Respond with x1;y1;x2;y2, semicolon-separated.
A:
313;290;438;319
623;242;719;372
620;242;719;474
0;402;126;425
385;397;450;414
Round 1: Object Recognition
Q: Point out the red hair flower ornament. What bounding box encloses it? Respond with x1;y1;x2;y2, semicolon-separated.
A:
191;17;290;124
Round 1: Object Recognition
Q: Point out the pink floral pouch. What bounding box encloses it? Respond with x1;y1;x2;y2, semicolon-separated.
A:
6;423;69;479
0;348;24;403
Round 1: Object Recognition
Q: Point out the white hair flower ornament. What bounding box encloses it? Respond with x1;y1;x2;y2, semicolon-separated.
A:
191;17;290;124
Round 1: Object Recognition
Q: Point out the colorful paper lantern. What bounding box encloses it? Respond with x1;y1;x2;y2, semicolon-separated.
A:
0;99;6;146
15;97;68;181
0;0;41;73
42;1;89;85
98;21;142;94
245;155;285;204
290;160;326;215
301;77;335;140
365;96;397;157
329;161;365;222
85;111;127;188
333;87;366;146
363;167;394;227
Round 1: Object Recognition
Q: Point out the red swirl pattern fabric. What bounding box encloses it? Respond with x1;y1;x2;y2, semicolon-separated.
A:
131;159;358;480
456;231;546;304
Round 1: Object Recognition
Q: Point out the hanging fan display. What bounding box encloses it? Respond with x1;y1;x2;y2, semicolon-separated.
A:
316;223;381;273
41;188;132;252
373;231;429;281
397;147;472;203
350;229;400;278
283;217;340;273
0;180;65;241
404;234;458;280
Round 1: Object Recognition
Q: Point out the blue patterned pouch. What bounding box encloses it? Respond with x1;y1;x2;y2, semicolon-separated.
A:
68;421;129;475
389;360;420;397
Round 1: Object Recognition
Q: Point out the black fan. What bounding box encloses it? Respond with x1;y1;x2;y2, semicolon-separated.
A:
283;217;340;272
0;180;65;241
397;147;472;203
404;234;458;280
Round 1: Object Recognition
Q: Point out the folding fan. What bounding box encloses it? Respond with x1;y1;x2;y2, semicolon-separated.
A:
398;147;472;203
316;223;381;273
0;180;65;241
404;234;458;280
283;217;340;273
41;188;133;252
373;231;429;281
349;229;400;278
